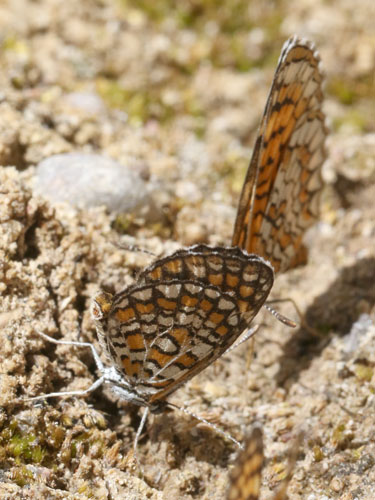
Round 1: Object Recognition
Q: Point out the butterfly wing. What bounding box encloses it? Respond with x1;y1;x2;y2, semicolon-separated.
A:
232;36;327;273
139;245;274;321
93;248;273;408
94;280;268;406
228;427;264;500
228;427;301;500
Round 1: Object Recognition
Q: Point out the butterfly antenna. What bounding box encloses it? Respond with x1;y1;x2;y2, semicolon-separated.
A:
111;240;157;257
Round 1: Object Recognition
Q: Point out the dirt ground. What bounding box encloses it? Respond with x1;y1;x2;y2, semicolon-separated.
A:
0;1;374;499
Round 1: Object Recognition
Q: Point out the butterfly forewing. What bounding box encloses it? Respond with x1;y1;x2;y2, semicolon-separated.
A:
232;36;327;273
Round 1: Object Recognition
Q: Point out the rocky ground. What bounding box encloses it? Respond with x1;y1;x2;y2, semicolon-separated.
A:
0;0;374;499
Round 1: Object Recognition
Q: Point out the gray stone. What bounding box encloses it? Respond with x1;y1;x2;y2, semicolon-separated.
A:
34;153;151;214
63;92;106;115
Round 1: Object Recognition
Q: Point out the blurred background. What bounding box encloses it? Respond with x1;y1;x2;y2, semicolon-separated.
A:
0;1;373;234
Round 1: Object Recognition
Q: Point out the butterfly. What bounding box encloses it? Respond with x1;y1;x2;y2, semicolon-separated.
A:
228;427;300;500
232;36;327;274
30;245;273;453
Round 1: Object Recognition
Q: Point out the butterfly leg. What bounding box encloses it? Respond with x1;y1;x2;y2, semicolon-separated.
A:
113;240;157;257
24;329;106;401
224;325;259;355
32;329;105;371
133;406;149;472
265;298;321;336
25;375;107;402
264;303;297;327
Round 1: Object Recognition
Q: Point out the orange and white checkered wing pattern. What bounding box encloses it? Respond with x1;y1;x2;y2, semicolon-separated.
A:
228;427;301;500
232;36;327;273
92;246;273;410
139;245;272;322
228;427;264;500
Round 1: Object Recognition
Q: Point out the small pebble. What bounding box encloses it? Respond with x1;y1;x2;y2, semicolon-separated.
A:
34;153;151;214
62;92;106;115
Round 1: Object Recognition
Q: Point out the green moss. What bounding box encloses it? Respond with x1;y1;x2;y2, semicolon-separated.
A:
272;460;288;481
113;213;135;234
352;447;363;460
230;38;254;72
10;466;34;487
96;78;130;110
97;77;177;124
312;444;324;462
332;109;368;133
8;432;44;464
193;118;207;139
309;323;331;335
103;2;287;130
328;78;357;105
354;363;373;383
2;417;76;469
328;74;374;105
118;0;285;71
45;424;65;449
120;0;254;32
0;410;110;481
225;156;249;194
332;423;348;448
70;431;107;461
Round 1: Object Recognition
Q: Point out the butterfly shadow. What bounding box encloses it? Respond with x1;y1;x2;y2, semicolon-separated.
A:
274;256;375;387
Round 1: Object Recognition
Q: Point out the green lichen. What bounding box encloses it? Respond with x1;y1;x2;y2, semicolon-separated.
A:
9;466;34;487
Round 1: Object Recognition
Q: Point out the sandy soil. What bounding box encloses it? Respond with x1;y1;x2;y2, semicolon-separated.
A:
0;0;374;499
